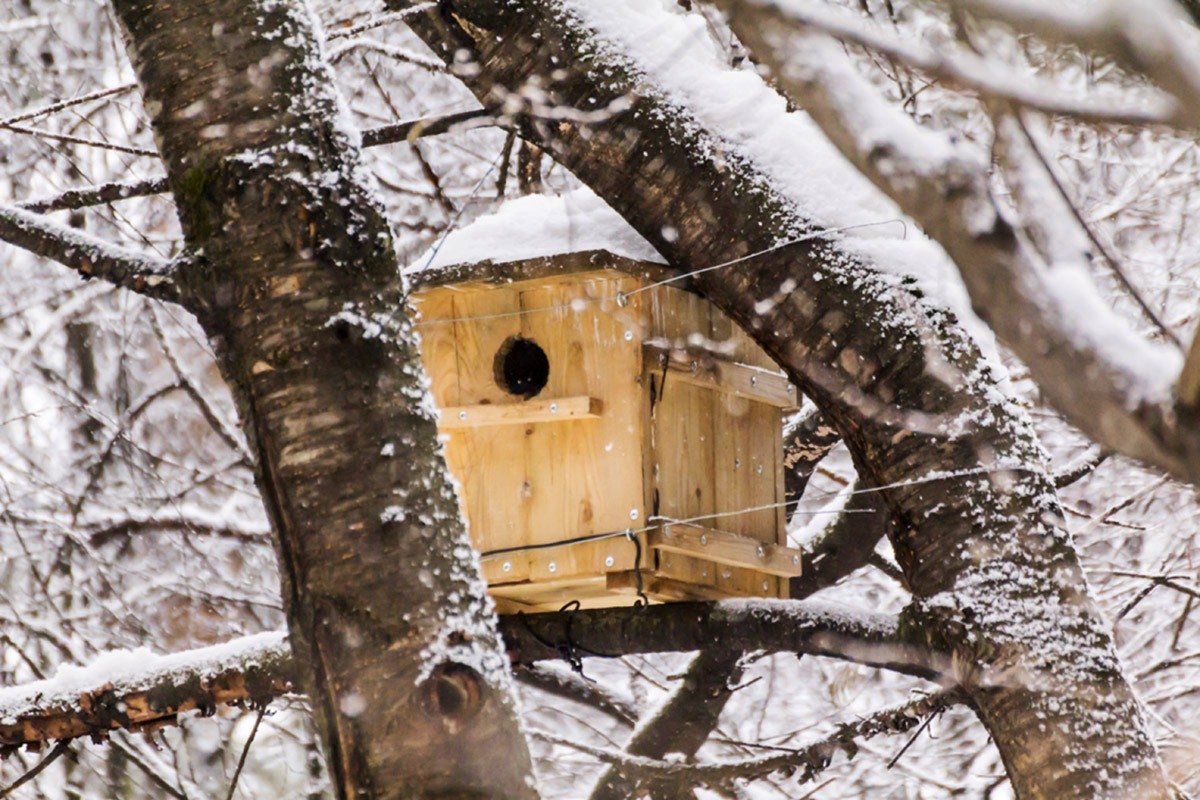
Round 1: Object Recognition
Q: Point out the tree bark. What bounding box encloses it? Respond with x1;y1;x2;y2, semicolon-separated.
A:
399;3;1169;797
108;1;536;798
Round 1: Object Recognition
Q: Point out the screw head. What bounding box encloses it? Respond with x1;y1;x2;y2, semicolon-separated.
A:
604;555;615;567
722;568;732;579
549;403;558;413
756;463;764;475
762;580;770;591
734;458;741;469
629;509;639;520
547;562;557;573
624;330;633;341
502;561;512;572
699;534;708;545
756;545;765;557
791;555;800;565
458;410;468;420
750;375;758;385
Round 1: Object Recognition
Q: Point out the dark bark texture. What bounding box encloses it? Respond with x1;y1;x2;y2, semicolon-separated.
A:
109;1;535;798
399;3;1168;797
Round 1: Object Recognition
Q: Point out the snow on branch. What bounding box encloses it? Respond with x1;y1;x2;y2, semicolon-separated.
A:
952;0;1200;127
744;0;1180;129
717;1;1200;484
535;689;962;788
0;600;944;747
0;205;186;306
0;633;294;749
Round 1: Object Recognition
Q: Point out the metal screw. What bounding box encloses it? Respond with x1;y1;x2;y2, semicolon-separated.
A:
547;562;557;573
604;555;615;567
629;508;639;520
624;330;633;341
762;580;770;591
458;410;468;420
502;561;512;572
756;463;764;475
734;458;741;469
722;568;732;579
750;375;758;385
699;534;708;545
791;555;800;564
756;545;765;557
549;403;558;413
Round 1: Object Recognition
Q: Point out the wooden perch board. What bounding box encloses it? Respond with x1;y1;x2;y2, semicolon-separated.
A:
437;396;602;428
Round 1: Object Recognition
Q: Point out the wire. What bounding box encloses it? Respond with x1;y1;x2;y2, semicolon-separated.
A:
411;218;907;327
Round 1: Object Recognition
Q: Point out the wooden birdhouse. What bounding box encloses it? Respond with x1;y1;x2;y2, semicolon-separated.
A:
406;191;804;612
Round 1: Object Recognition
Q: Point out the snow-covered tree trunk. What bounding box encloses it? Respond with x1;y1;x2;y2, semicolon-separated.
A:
108;1;536;797
401;2;1170;797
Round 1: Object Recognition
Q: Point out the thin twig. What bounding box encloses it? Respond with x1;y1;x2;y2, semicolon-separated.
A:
224;708;266;800
0;740;71;798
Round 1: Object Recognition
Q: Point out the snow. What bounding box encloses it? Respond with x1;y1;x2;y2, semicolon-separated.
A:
554;0;1014;377
405;188;667;274
0;631;289;722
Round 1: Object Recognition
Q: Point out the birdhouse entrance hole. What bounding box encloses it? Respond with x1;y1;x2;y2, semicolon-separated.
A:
494;336;550;399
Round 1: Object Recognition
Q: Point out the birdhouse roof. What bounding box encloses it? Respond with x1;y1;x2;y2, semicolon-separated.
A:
404;188;669;289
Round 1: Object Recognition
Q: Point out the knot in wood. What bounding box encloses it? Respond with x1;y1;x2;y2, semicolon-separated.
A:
421;661;484;723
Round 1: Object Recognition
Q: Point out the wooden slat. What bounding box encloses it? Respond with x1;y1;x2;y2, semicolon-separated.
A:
649;523;803;577
607;571;728;602
521;275;646;582
646;344;798;408
437;396;601;429
448;287;531;584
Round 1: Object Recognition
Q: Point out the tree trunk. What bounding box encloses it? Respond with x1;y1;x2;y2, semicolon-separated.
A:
109;1;536;797
400;3;1169;797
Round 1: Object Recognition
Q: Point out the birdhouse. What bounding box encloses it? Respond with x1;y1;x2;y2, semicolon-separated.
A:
406;191;804;612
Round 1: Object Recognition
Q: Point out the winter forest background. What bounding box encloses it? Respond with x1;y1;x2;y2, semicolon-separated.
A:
1;0;1199;797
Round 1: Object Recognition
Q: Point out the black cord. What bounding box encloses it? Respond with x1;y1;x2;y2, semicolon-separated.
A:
480;529;630;559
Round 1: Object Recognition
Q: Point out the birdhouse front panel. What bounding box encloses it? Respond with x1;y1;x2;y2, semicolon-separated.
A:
409;259;804;611
411;271;648;600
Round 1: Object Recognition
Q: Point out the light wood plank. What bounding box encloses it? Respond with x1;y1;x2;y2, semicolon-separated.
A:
437;396;601;429
649;523;803;577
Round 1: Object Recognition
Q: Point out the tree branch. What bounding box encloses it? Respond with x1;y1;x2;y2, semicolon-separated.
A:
499;600;948;682
12;110;497;215
0;205;185;305
537;689;962;787
0;633;294;749
514;663;639;727
951;0;1200;124
716;1;1200;484
587;649;744;800
0;600;947;748
740;0;1182;128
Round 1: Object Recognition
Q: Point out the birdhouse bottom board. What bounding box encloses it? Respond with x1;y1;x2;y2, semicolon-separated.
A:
410;265;804;612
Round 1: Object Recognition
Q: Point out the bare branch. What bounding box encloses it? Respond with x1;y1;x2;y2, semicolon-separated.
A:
587;649;744;800
537;690;962;787
18;177;170;214
360;108;497;148
13;110;495;214
0;205;185;305
514;664;639;726
0;83;137;129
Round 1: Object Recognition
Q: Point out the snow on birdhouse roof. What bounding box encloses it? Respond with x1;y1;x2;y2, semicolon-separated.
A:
404;188;668;279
